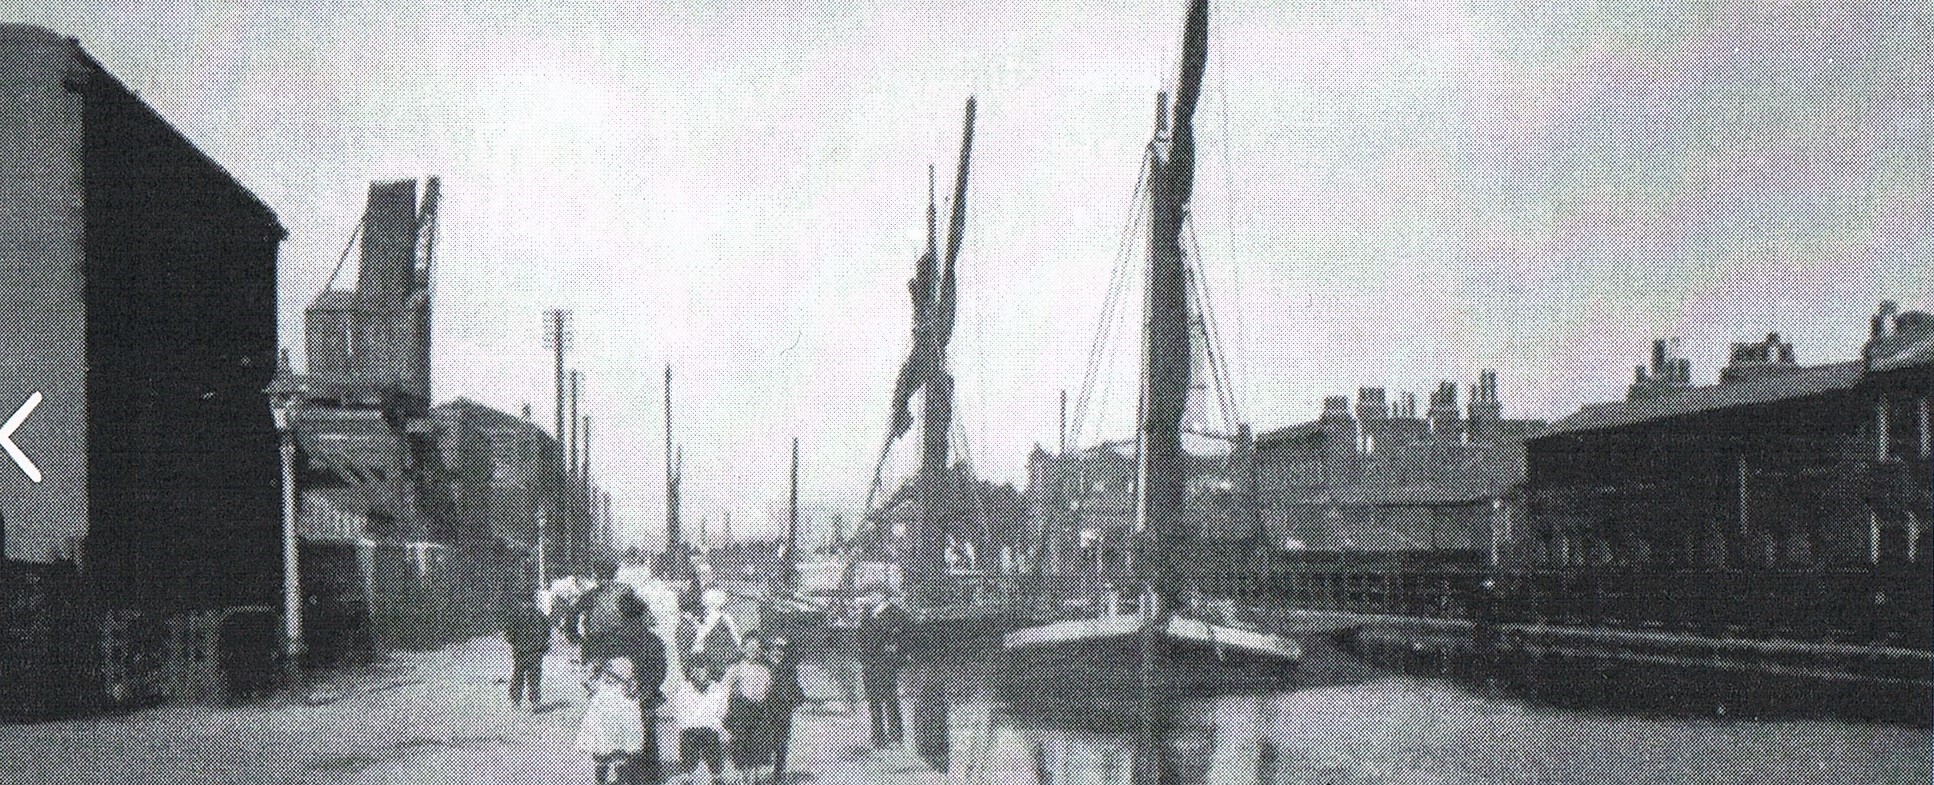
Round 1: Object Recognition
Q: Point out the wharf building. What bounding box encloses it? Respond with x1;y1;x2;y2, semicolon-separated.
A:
292;179;584;657
0;26;285;716
1021;437;1277;590
1514;304;1932;647
1023;443;1138;580
1017;372;1540;601
1255;371;1545;557
867;466;1028;585
431;398;569;609
1229;372;1544;618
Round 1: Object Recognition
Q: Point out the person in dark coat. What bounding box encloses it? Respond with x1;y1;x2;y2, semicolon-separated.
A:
504;596;551;710
766;635;804;784
575;561;645;669
613;600;668;785
724;631;779;780
857;590;910;747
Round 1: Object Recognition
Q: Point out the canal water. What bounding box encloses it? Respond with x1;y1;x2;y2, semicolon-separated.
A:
816;635;1931;785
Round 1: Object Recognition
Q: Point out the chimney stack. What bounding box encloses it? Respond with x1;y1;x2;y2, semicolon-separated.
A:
1467;369;1502;430
1630;338;1692;399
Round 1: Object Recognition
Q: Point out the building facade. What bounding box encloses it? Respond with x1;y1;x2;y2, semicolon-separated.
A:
1515;304;1932;645
1255;370;1544;557
291;178;491;654
432;397;572;608
0;26;287;714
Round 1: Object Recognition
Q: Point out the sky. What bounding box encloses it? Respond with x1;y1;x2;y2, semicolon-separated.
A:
10;0;1929;546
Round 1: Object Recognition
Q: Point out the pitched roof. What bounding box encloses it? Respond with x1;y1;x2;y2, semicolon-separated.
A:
1540;360;1865;438
1256;420;1327;444
1871;330;1934;374
308;288;358;312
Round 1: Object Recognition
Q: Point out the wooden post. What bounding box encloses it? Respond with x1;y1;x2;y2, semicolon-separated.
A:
785;437;800;594
568;371;581;568
358;538;376;657
582;416;593;558
1870;510;1881;565
1877;395;1890;461
1909;512;1921;564
279;432;304;690
1737;455;1749;536
1919;396;1929;459
547;310;572;563
665;365;683;567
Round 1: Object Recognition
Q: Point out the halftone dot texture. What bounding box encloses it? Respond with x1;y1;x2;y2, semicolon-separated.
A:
0;635;1927;783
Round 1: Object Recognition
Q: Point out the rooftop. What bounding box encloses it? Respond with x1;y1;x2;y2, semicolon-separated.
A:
1543;308;1933;439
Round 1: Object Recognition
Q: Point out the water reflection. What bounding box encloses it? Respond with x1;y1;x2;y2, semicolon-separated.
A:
822;637;1930;785
833;638;1292;785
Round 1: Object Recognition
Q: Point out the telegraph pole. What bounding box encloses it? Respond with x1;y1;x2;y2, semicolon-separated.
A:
784;437;800;594
569;369;582;568
543;309;572;574
582;415;594;560
664;365;681;563
519;404;546;605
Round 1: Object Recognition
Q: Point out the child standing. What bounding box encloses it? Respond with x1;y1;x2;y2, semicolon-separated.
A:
576;657;644;785
504;596;551;711
673;664;731;785
723;632;774;785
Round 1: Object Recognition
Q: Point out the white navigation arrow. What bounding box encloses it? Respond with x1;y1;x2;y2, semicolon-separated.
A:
1;392;42;483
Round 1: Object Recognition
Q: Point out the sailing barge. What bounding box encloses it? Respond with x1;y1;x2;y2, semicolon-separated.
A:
1001;0;1299;688
760;97;1024;651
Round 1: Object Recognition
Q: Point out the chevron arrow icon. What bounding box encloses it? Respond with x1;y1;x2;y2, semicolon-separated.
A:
1;392;42;483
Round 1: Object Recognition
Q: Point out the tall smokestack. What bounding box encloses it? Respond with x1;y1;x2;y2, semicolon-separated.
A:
664;365;680;558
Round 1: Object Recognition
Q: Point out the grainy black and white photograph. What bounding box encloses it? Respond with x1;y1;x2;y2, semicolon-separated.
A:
0;1;1927;783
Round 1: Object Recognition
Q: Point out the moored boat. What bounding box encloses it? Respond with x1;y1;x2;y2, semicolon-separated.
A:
1000;0;1300;720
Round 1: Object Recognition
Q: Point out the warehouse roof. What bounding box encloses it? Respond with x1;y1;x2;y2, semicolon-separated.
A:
1541;360;1866;438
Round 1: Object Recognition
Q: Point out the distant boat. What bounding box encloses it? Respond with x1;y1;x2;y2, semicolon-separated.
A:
822;96;1024;646
1001;0;1298;689
756;435;922;647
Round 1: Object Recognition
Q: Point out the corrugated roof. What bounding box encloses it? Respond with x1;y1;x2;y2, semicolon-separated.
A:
1871;331;1934;374
1541;360;1865;438
309;288;358;311
1256;420;1326;444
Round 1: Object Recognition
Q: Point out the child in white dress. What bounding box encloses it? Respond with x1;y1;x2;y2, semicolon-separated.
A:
673;664;732;785
576;656;644;785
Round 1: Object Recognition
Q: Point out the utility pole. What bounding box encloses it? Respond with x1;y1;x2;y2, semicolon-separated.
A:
664;365;681;564
569;369;582;568
544;309;572;574
519;405;547;606
535;509;548;606
784;437;800;594
582;415;594;559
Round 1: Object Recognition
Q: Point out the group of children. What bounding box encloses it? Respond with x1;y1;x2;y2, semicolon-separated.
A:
571;581;800;785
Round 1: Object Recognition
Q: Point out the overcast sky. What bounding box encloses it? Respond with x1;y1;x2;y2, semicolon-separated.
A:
15;0;1929;545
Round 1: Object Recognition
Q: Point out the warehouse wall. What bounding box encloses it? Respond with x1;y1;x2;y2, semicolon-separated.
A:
75;42;285;614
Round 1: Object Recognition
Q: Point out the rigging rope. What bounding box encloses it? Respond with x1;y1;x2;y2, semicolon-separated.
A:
321;216;365;293
1070;148;1153;451
1210;8;1251;419
1184;216;1242;433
